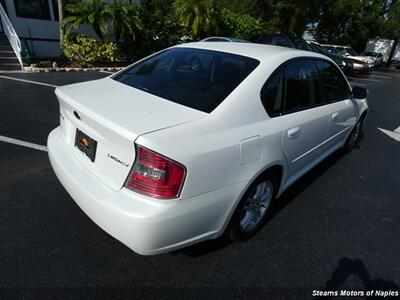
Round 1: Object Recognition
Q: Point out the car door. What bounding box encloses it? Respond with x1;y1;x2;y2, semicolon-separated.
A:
279;59;330;177
314;60;355;149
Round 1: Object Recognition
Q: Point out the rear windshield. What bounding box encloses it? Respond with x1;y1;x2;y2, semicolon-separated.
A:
311;43;330;55
291;38;311;51
332;48;347;56
346;48;358;56
113;48;259;113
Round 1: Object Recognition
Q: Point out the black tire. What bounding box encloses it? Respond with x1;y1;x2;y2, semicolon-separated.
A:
226;171;278;242
343;117;364;153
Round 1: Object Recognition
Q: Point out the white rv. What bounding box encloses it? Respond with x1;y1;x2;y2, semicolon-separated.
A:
364;38;396;64
391;42;400;65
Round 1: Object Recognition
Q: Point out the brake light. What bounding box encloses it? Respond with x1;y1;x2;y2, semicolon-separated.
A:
125;145;186;199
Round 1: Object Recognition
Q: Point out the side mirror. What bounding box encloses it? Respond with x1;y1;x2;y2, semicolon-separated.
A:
352;86;368;99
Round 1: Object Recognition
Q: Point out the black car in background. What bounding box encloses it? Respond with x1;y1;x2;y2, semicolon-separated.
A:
255;34;355;76
306;41;355;76
256;34;311;51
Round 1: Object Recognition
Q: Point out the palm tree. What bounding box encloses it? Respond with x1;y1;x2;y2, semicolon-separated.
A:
173;0;220;39
62;0;109;41
102;0;142;43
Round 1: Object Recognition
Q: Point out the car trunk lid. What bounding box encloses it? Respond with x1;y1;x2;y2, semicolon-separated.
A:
56;78;206;191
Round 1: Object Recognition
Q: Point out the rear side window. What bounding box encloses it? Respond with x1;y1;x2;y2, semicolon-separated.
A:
113;48;259;113
284;60;323;112
261;69;284;117
315;60;350;102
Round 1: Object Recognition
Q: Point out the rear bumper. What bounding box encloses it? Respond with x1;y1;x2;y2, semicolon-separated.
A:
48;127;246;255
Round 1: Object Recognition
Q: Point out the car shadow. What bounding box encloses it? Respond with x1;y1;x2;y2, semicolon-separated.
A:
174;136;364;257
170;235;233;257
324;257;399;299
373;66;399;73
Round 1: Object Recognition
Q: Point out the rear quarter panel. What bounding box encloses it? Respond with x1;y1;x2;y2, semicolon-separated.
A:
136;116;287;200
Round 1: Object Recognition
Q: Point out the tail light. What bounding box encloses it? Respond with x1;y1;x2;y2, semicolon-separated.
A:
125;145;186;199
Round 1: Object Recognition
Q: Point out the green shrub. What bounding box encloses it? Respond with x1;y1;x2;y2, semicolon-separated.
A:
219;8;265;39
62;33;120;65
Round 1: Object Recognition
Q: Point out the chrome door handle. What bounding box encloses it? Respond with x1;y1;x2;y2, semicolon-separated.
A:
288;127;301;139
332;112;340;121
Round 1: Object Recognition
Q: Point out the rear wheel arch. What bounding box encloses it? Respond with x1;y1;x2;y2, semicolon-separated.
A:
224;164;285;240
243;163;286;199
259;165;283;195
222;163;285;234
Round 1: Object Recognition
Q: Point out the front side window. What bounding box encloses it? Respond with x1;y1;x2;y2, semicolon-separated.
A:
114;48;259;113
315;60;350;102
13;0;51;19
284;60;322;113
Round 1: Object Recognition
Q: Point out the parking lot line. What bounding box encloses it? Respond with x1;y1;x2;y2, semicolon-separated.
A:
349;83;367;86
350;77;381;82
0;75;59;88
378;128;400;142
0;135;48;152
0;70;28;74
370;74;392;79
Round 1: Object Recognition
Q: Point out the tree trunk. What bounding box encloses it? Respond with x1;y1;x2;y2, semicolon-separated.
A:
58;0;64;45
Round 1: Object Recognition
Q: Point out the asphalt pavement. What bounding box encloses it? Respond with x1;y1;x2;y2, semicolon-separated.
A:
0;69;399;299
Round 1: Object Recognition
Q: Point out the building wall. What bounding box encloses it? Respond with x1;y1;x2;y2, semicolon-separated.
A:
2;0;60;57
1;0;138;58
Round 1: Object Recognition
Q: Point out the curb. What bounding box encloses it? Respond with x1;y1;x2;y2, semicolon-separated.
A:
23;66;125;73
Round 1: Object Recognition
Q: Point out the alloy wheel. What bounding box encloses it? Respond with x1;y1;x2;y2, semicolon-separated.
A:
240;180;273;232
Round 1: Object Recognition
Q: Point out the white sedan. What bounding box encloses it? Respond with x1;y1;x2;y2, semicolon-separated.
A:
48;42;368;255
360;51;384;66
